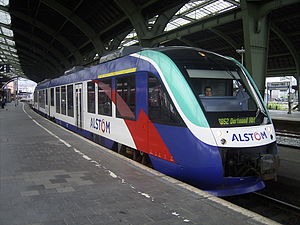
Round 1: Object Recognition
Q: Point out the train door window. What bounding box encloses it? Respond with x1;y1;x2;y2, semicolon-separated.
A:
43;90;46;108
34;91;37;103
87;81;96;113
56;87;60;113
98;79;112;116
50;88;54;106
39;90;45;108
116;75;136;120
45;89;48;106
61;86;66;115
67;85;74;117
148;75;183;126
38;91;41;107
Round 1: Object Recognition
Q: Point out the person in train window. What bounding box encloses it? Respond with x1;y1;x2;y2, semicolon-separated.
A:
204;86;213;96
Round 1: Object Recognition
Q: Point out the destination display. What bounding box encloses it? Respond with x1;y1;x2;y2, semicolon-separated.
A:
218;116;256;126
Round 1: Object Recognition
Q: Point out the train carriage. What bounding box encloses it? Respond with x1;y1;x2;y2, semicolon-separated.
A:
33;46;279;196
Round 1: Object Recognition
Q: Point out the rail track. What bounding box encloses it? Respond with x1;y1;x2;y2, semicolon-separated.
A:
275;129;300;149
224;191;300;225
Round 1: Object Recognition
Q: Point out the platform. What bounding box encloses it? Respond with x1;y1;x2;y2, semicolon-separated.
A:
0;103;279;225
269;110;300;122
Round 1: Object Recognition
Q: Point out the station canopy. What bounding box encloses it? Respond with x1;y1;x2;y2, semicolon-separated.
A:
0;0;23;80
1;0;300;83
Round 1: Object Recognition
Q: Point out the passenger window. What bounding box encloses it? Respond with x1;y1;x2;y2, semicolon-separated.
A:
50;88;54;106
116;75;136;120
98;79;112;116
56;87;60;113
61;86;66;115
87;82;96;113
148;75;183;126
67;85;74;117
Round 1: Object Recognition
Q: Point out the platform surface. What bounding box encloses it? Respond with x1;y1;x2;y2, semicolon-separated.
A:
269;109;300;122
0;103;278;225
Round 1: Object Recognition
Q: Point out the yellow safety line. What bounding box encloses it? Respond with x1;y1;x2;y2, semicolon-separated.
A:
98;67;137;78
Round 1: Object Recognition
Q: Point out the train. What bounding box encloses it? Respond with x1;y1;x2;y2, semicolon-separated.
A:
33;46;279;196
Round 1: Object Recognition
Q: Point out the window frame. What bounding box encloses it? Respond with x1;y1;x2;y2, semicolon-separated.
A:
98;78;112;116
87;81;96;114
115;75;136;120
67;84;74;117
148;74;184;126
55;86;60;113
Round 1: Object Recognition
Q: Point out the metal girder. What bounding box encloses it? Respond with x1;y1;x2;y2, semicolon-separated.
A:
0;33;14;41
241;1;270;96
267;68;297;77
150;8;242;46
12;28;69;68
0;21;10;30
16;40;64;71
150;3;187;40
17;48;59;74
258;0;300;17
177;37;199;47
114;0;151;45
41;0;106;55
209;27;239;49
18;54;57;76
107;31;132;51
9;10;83;64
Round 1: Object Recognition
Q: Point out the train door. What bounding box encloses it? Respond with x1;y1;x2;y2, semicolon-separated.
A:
49;88;54;118
47;89;50;116
75;83;83;129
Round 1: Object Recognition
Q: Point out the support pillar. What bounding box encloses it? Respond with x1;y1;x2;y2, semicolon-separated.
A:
241;1;270;97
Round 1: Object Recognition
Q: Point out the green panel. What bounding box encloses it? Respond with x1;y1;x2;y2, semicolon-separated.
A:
138;50;209;127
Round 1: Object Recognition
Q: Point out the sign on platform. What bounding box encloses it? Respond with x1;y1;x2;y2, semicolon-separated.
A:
267;82;290;90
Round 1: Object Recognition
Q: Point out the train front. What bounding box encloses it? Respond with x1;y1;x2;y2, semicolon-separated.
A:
160;47;279;196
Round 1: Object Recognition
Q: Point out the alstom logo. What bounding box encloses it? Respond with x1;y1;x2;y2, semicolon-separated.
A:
232;131;267;142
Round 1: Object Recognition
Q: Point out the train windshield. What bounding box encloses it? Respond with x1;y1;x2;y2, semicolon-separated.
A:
161;48;268;127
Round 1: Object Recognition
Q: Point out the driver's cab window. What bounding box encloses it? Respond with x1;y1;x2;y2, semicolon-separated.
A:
186;69;257;112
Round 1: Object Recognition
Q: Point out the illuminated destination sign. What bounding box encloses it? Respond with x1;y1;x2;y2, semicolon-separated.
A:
218;117;256;125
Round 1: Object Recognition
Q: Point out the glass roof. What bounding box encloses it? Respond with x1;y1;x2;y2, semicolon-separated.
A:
120;0;240;47
0;0;24;78
165;0;240;32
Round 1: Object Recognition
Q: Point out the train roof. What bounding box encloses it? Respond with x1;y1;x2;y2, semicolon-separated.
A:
34;46;231;90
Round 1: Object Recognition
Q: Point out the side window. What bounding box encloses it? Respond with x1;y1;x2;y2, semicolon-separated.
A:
87;81;95;113
61;86;66;115
56;87;60;113
50;88;54;106
148;75;183;126
67;85;74;117
116;75;136;120
98;79;112;116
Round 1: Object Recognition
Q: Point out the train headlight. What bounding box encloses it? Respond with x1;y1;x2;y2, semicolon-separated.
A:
217;131;223;137
267;127;273;134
